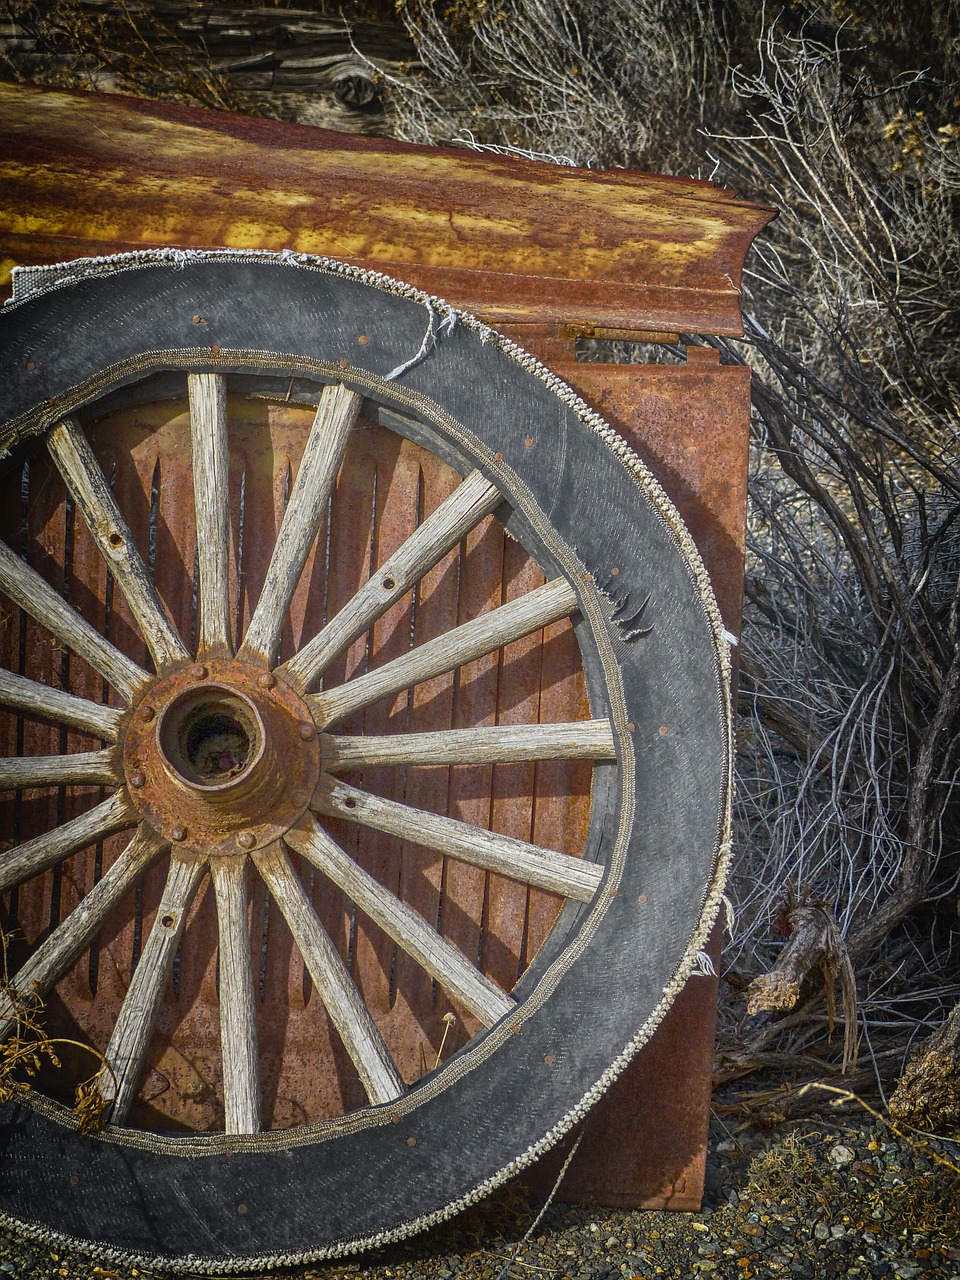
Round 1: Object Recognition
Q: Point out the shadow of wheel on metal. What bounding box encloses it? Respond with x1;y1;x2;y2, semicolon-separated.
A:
0;251;731;1273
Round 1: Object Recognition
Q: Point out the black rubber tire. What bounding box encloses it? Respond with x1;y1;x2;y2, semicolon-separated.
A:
0;251;731;1273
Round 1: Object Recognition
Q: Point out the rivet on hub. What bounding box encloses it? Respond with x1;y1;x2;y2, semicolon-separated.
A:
237;831;256;850
137;704;156;723
170;824;187;842
189;664;208;681
257;672;276;689
128;771;146;789
291;790;308;809
298;721;316;741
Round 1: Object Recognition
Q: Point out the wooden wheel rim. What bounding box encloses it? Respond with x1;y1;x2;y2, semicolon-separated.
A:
0;252;731;1271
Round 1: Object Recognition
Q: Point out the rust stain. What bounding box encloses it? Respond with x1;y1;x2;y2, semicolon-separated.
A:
0;84;774;333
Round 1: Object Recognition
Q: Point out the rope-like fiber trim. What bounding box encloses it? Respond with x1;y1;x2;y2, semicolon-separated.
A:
0;247;735;1274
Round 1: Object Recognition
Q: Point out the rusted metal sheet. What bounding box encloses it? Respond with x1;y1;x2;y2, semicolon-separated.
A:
521;354;749;1208
0;84;774;335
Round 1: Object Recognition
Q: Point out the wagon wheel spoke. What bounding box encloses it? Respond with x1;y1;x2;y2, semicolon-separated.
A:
47;417;188;671
0;826;166;1041
0;669;123;740
253;842;404;1105
322;719;616;771
0;538;148;702
279;469;502;694
312;775;602;903
308;577;578;731
210;856;261;1134
0;749;117;790
0;791;136;896
285;813;514;1027
99;852;207;1124
189;373;233;657
238;385;362;668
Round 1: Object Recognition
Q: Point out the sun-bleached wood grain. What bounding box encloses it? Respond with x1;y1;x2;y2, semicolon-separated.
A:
210;856;261;1133
99;853;207;1122
285;814;514;1026
0;749;117;790
253;842;404;1104
308;577;578;730
47;416;188;671
0;539;147;701
189;372;232;655
0;669;123;740
238;385;361;667
313;775;603;902
0;790;135;895
0;826;166;1040
280;469;502;693
322;719;616;771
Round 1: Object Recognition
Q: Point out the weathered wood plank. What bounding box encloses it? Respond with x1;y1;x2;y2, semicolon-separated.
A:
210;856;261;1133
189;373;233;656
285;814;514;1026
307;578;578;730
253;842;404;1104
0;537;148;701
0;790;136;895
0;668;122;740
0;825;165;1040
47;416;188;671
99;853;207;1122
238;385;361;667
281;469;502;692
0;749;116;790
322;719;615;770
312;775;603;902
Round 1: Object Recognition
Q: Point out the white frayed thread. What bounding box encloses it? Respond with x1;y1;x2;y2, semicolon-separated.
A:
721;894;736;938
722;628;738;647
691;949;717;976
384;303;458;381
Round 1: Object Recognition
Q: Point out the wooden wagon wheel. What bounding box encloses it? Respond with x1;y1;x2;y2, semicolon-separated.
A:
0;252;731;1272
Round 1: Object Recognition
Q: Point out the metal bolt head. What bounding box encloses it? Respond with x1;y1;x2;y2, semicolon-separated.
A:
137;704;156;723
298;721;316;741
291;790;308;809
257;672;276;689
170;824;187;842
237;831;256;850
128;771;146;789
188;663;207;680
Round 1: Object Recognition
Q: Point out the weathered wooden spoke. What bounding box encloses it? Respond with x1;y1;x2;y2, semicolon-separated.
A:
253;843;404;1105
189;372;232;656
280;469;502;693
0;669;122;740
99;853;207;1124
0;749;117;790
0;826;166;1041
322;719;616;771
239;385;362;667
285;813;514;1027
0;539;147;701
210;857;261;1134
313;775;603;903
47;417;188;671
308;577;578;731
0;790;136;895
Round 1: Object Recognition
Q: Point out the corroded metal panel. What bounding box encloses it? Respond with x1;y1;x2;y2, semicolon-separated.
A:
0;84;774;334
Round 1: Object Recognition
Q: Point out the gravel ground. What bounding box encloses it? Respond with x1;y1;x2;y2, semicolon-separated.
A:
2;1115;959;1279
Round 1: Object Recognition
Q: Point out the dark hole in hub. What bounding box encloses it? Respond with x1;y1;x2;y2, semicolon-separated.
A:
184;711;251;781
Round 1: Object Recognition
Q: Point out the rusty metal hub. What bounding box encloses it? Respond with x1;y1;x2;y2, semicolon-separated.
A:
121;659;320;856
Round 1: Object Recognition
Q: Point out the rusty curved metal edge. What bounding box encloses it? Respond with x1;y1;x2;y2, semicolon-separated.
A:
0;84;775;333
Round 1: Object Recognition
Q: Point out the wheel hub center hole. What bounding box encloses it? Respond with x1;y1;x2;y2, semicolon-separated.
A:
157;684;264;790
185;711;251;780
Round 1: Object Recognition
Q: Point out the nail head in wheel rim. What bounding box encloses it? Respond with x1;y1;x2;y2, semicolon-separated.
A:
0;250;732;1272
